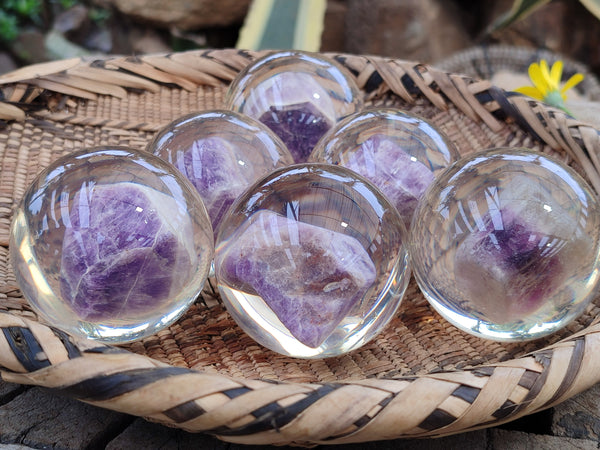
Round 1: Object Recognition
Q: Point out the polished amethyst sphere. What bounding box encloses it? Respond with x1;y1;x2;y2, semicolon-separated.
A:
10;147;214;343
215;163;410;358
149;110;293;238
409;148;600;341
218;209;376;348
310;108;458;228
224;51;363;163
60;184;193;322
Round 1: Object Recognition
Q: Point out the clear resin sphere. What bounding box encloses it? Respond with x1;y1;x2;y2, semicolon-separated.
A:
310;108;459;228
409;148;600;341
148;110;294;238
214;163;410;358
224;51;363;163
10;147;214;343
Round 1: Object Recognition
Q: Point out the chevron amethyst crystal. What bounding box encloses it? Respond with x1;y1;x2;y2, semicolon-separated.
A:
60;184;194;321
309;108;459;227
342;134;435;225
149;110;293;238
224;51;363;163
259;102;333;163
409;149;600;341
9;147;214;344
218;209;376;348
180;137;239;231
454;213;563;323
215;164;410;357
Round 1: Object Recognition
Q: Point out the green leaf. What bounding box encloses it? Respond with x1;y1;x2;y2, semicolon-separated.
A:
59;0;78;9
236;0;326;51
89;7;110;24
579;0;600;20
486;0;551;34
0;10;18;42
13;0;42;17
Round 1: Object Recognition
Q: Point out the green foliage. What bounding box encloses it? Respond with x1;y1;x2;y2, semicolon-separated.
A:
6;0;42;18
59;0;78;8
171;36;202;52
88;7;110;24
0;10;19;42
0;0;112;44
0;0;42;41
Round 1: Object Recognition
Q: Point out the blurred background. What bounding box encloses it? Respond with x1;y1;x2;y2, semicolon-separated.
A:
1;0;600;77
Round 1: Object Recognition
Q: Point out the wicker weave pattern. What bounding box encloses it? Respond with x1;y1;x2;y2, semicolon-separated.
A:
435;45;600;101
1;49;600;445
1;312;599;445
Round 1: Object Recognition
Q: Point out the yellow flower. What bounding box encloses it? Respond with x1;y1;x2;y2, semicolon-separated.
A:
514;59;584;112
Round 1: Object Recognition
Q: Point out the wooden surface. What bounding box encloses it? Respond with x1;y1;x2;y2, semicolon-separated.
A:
1;378;598;449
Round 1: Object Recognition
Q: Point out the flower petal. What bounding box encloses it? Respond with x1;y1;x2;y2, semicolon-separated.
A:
514;86;545;100
540;60;550;78
550;60;563;85
561;73;585;94
540;59;558;91
528;63;550;95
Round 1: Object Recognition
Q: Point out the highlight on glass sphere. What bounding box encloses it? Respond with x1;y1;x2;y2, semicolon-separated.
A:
409;148;600;341
9;147;214;344
214;163;410;358
148;110;294;238
224;50;363;164
309;107;459;228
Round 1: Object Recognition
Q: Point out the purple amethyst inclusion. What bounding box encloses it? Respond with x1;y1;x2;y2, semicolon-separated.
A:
455;212;563;322
60;184;192;321
342;134;434;227
177;136;247;237
259;102;332;163
217;210;376;348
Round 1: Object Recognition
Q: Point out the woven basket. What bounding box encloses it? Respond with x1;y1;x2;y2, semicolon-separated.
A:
434;44;600;101
2;49;600;446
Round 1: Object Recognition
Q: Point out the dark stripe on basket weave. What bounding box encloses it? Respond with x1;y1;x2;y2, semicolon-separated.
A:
83;345;131;354
474;91;495;108
472;366;495;377
513;352;552;415
321;394;396;441
52;328;81;359
209;384;340;436
163;400;206;423
518;370;539;390
222;386;251;399
492;399;518;420
56;366;190;401
2;327;51;371
378;395;393;408
489;87;542;142
544;337;586;408
401;73;421;97
250;398;282;419
364;70;383;93
418;408;457;431
353;414;371;429
452;385;480;403
351;394;395;431
333;56;359;77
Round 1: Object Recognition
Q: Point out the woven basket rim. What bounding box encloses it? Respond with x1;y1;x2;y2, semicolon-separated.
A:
2;49;600;446
434;44;600;100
